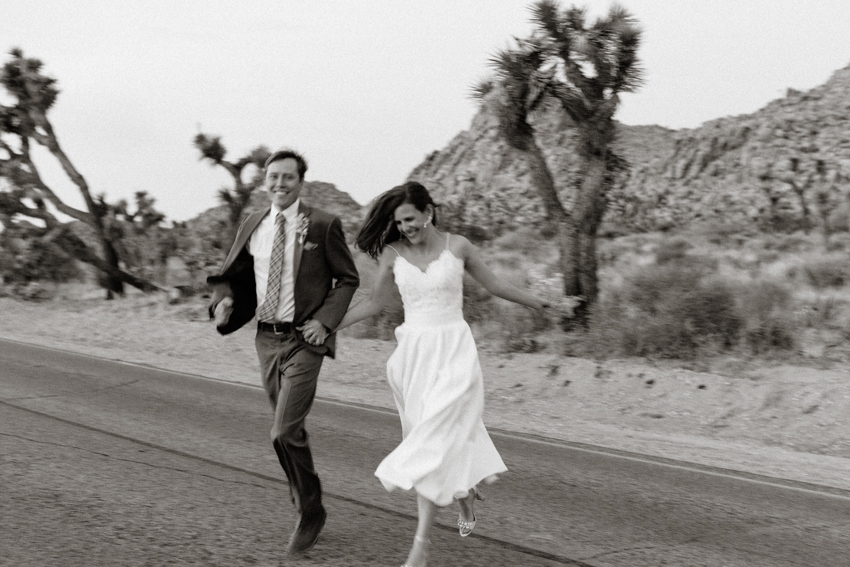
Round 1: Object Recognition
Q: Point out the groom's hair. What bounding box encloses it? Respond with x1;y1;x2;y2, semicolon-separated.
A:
265;149;308;181
355;181;439;259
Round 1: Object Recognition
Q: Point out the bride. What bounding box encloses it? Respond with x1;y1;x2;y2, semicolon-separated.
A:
336;181;548;567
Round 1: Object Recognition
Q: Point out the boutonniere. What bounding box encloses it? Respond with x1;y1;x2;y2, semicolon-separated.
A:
296;213;310;245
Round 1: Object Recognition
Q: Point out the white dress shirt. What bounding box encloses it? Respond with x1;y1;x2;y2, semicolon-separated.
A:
249;199;300;322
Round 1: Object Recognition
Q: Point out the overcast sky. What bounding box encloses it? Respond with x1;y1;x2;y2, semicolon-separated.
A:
3;0;850;221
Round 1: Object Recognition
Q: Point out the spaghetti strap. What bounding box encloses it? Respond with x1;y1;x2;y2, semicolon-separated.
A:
386;244;401;257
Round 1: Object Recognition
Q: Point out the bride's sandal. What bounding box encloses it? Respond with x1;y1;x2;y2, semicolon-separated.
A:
457;487;484;537
401;535;429;567
457;514;476;537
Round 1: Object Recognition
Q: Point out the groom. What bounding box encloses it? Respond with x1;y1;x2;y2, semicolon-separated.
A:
207;149;359;554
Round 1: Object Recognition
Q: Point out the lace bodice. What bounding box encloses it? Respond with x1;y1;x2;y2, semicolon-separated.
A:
393;249;465;326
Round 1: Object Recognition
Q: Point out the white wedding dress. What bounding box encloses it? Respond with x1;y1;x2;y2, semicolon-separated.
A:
374;237;507;507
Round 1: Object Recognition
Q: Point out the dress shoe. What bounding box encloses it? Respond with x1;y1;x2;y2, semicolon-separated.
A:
286;506;327;554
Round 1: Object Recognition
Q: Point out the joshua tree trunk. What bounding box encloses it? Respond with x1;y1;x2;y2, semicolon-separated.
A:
99;240;124;297
505;117;611;315
523;138;566;236
561;153;607;315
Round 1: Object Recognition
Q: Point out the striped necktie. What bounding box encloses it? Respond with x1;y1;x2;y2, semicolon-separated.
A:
257;212;285;322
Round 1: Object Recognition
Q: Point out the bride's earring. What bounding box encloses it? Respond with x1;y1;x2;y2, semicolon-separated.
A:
423;217;431;228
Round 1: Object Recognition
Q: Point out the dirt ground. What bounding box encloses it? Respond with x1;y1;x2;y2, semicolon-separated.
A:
1;290;848;492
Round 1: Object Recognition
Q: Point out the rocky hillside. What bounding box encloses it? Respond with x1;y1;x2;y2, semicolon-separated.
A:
183;63;850;243
298;181;366;233
409;62;850;236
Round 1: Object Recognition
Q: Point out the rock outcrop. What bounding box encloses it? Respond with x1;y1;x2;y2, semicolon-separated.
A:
408;62;850;236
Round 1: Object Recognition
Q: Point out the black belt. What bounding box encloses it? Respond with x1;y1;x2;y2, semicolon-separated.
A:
257;321;294;334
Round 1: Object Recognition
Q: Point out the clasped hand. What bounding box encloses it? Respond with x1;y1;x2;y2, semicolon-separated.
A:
214;296;234;327
297;319;329;346
216;298;327;345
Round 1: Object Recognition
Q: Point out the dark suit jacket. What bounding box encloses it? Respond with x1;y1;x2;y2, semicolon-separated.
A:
207;203;359;358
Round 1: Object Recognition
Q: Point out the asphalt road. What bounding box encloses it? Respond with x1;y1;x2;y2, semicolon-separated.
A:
2;339;849;566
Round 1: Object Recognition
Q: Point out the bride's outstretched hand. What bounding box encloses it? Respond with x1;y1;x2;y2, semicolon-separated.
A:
540;295;584;325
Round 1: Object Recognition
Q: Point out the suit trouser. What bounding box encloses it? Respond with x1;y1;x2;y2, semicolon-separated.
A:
255;329;325;516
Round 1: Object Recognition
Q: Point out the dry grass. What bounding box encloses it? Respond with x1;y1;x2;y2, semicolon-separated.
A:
573;227;850;363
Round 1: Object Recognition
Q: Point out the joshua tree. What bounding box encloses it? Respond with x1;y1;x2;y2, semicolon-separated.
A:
754;164;784;232
476;1;642;316
784;157;815;234
756;156;845;240
0;49;160;296
809;159;848;247
194;133;269;244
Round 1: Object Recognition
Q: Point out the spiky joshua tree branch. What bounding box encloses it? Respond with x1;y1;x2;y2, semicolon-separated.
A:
194;133;270;243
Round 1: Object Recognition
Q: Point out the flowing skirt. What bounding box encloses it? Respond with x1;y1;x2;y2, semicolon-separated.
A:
374;318;507;507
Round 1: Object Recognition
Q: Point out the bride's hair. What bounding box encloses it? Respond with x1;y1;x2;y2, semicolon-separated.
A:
356;181;439;259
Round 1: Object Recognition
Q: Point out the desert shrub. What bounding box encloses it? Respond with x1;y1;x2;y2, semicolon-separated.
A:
588;267;801;359
694;220;754;246
596;245;619;267
0;236;82;290
736;279;796;354
587;264;742;359
744;318;795;353
826;236;849;252
756;249;781;264
596;234;651;268
597;221;631;239
826;201;850;233
497;302;549;353
798;294;843;328
490;229;561;267
770;232;812;253
655;243;719;273
737;279;793;316
492;227;540;254
802;259;849;288
12;281;54;301
763;213;812;235
654;237;692;265
0;247;14;280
